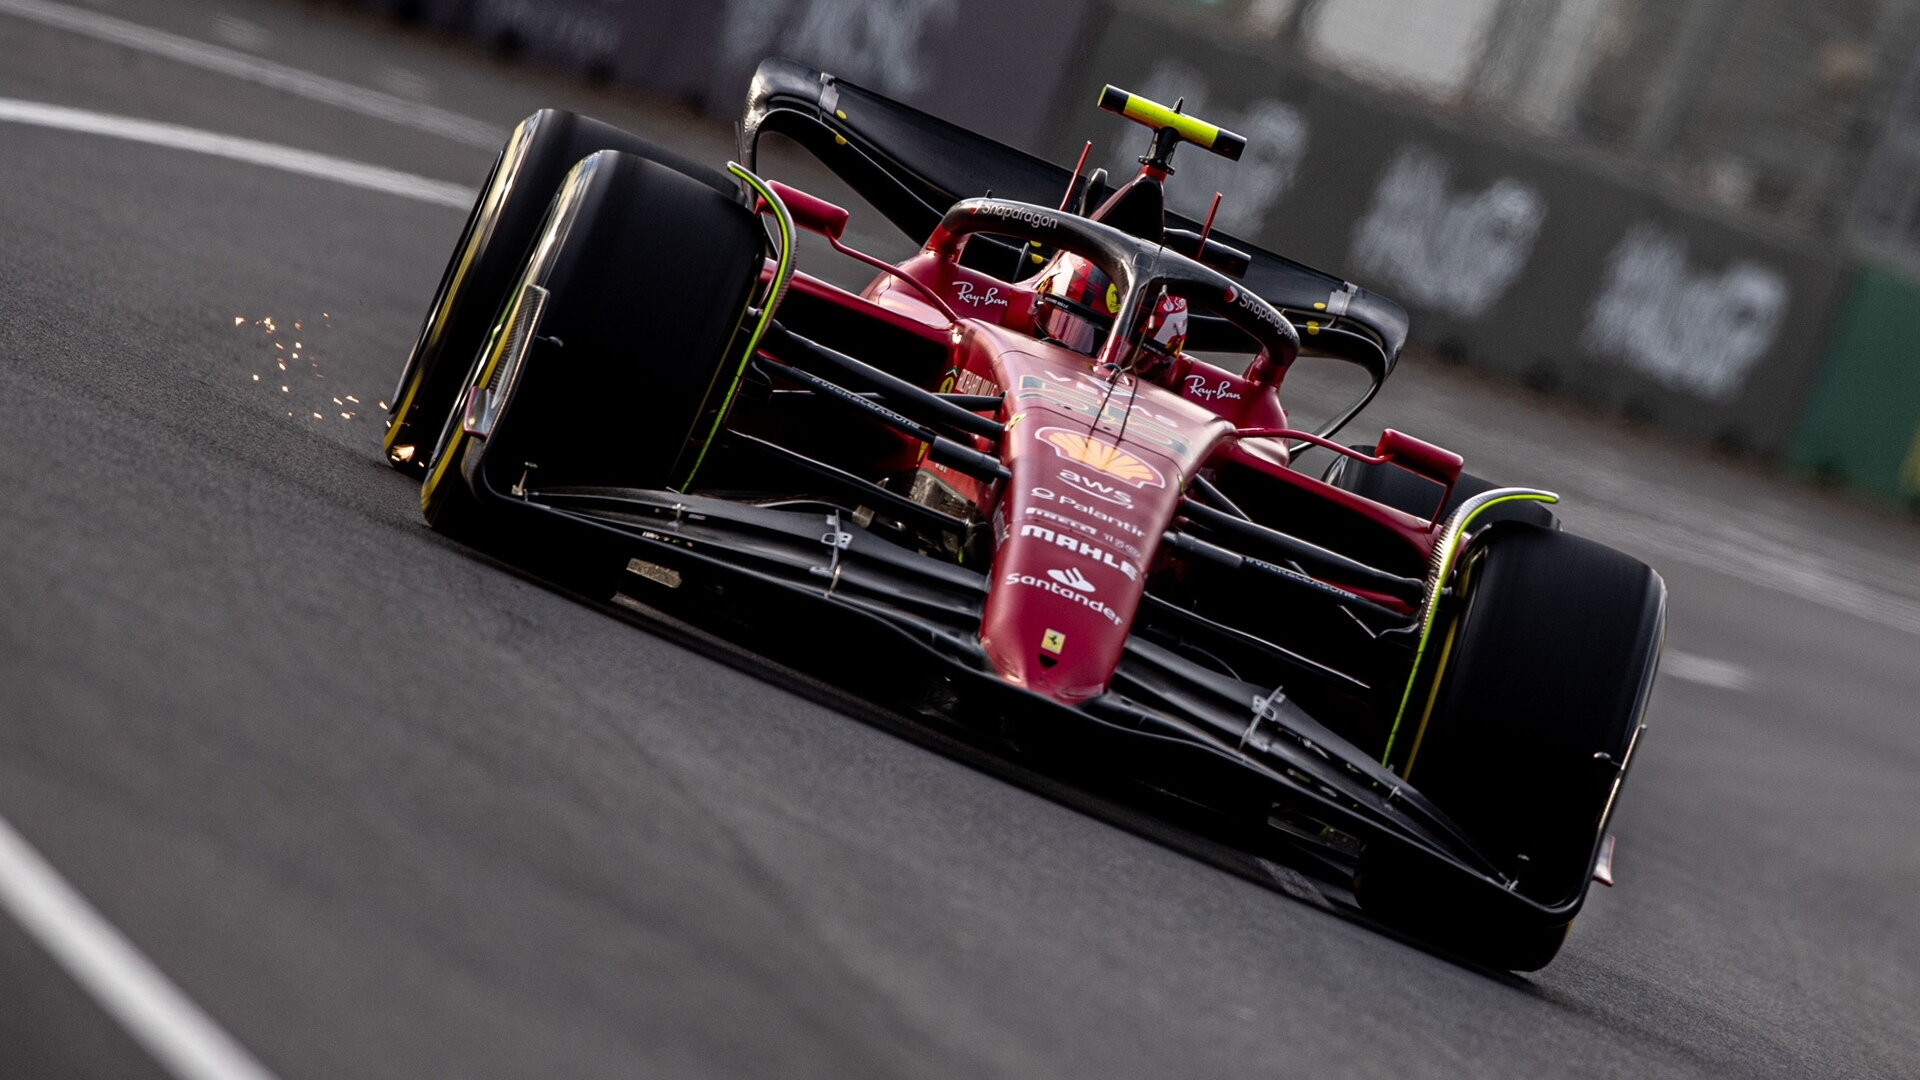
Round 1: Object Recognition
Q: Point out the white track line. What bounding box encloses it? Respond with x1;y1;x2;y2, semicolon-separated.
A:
0;97;474;208
0;813;281;1080
0;0;505;148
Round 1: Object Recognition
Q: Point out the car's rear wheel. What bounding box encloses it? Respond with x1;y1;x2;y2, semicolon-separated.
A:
418;149;765;533
1355;523;1664;970
385;109;730;474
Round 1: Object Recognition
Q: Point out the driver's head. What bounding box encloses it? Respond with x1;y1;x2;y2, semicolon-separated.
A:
1138;288;1190;376
1032;253;1118;356
1032;253;1189;371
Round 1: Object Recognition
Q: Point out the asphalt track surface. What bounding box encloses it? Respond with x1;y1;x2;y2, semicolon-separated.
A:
2;2;1918;1077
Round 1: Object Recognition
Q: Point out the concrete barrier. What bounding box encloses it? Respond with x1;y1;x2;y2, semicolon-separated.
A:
353;0;1103;152
1055;8;1852;458
347;0;1887;472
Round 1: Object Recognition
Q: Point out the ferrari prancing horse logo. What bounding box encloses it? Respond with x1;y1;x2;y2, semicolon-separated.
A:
1036;427;1165;488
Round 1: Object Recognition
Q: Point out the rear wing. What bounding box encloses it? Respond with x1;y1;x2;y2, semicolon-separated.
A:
739;57;1409;381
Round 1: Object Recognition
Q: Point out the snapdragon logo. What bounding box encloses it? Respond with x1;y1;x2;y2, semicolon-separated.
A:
971;202;1059;231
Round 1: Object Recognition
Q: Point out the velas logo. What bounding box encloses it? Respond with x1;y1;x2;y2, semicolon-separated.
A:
1036;427;1165;488
1046;565;1095;592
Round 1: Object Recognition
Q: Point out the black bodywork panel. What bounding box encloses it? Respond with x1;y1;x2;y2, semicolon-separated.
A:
739;57;1410;378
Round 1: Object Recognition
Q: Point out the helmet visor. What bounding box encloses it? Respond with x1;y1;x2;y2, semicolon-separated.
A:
1036;295;1110;356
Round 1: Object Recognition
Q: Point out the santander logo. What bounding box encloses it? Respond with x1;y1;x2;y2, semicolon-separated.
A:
1046;566;1095;592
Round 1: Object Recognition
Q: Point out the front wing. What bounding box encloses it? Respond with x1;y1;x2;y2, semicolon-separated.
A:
459;468;1591;935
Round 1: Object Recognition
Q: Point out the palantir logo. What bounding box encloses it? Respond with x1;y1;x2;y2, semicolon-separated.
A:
1046;566;1095;593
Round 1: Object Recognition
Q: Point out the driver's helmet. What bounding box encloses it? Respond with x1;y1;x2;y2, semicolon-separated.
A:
1032;253;1188;368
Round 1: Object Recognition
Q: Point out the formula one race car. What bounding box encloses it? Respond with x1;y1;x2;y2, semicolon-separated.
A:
382;59;1665;971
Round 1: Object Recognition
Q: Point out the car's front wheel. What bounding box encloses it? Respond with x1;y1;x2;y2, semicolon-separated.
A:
385;109;730;475
417;149;766;535
1356;523;1664;970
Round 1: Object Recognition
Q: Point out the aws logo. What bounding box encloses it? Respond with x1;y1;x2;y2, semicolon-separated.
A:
1057;467;1135;507
1036;427;1165;488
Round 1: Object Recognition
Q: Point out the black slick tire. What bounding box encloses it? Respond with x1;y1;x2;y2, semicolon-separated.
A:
1325;444;1557;528
385;110;730;475
423;149;764;539
1356;524;1664;970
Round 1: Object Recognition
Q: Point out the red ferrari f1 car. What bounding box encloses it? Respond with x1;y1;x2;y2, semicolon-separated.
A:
383;59;1665;971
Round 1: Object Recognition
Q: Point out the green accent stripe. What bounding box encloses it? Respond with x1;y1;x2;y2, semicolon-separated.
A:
1380;490;1560;768
678;163;794;491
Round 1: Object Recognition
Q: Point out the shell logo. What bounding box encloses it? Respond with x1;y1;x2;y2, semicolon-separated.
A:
1037;427;1165;488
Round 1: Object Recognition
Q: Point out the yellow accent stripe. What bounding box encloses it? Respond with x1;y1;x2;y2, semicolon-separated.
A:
1380;491;1558;767
1899;422;1920;497
1402;591;1463;779
386;120;534;456
677;163;794;491
1111;91;1222;149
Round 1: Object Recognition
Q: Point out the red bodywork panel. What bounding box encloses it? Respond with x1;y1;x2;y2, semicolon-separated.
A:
764;206;1446;705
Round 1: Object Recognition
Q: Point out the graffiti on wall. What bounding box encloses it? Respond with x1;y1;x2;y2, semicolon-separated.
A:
1582;223;1789;401
1102;62;1308;235
721;0;958;97
1348;146;1544;317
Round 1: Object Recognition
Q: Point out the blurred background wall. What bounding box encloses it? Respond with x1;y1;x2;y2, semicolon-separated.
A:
354;0;1920;508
